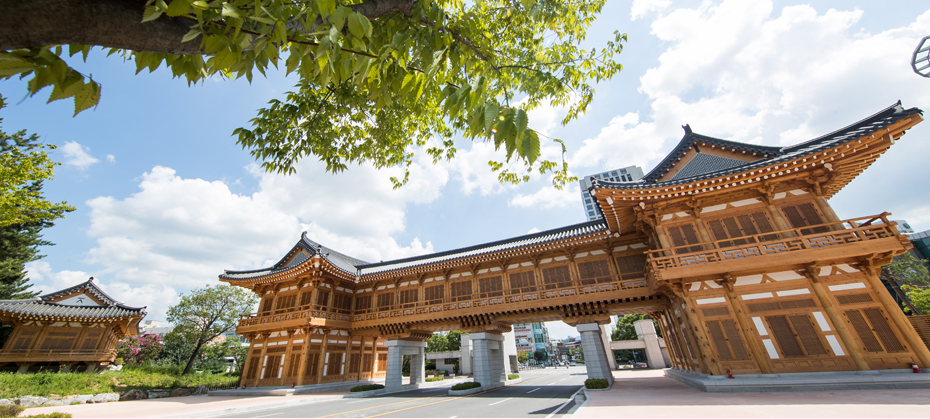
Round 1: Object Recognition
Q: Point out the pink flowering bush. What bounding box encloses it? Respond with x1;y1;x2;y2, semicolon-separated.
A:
116;334;163;365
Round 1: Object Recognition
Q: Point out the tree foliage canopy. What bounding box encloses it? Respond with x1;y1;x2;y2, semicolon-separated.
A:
881;252;929;287
426;329;462;352
0;96;75;229
165;285;258;375
611;314;660;341
1;0;625;187
901;285;930;316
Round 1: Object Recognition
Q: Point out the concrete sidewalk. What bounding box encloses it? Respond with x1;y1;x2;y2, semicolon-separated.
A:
23;390;348;418
575;369;930;418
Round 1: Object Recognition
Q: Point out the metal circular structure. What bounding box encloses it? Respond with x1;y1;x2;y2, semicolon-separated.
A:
913;35;930;77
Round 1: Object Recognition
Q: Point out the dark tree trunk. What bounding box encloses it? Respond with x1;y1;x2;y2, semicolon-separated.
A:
182;340;205;376
1;0;416;53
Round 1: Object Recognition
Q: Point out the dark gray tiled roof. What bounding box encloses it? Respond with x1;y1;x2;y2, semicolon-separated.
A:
222;220;610;280
221;232;371;280
1;279;145;319
593;102;921;192
0;299;145;319
357;220;609;275
670;153;749;181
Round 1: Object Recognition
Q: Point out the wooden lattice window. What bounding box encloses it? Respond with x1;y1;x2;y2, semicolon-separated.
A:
509;271;536;294
317;290;331;307
376;350;388;371
781;202;830;235
325;346;346;376
666;224;703;254
478;276;503;297
80;331;102;350
275;294;297;311
349;353;361;373
542;265;572;290
765;314;828;357
362;353;373;372
836;293;873;305
706;211;777;248
259;297;274;314
355;295;372;311
616;254;646;280
845;308;906;353
705;320;749;360
246;356;260;379
285;353;301;378
451;281;472;301
40;328;78;350
424;285;444;303
304;351;320;378
376;293;394;309
332;293;353;311
263;355;281;379
399;289;419;307
578;260;612;285
299;290;313;307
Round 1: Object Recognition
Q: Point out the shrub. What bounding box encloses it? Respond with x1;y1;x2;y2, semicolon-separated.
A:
450;382;481;391
584;378;609;389
425;369;448;376
507;374;519;380
425;377;444;382
349;384;385;392
25;413;73;418
0;405;25;418
116;335;163;365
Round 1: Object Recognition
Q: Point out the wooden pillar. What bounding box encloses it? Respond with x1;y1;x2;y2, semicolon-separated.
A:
310;283;320;306
687;294;726;375
665;295;703;372
664;311;691;370
316;329;330;383
860;266;930;366
670;286;721;375
803;267;871;370
655;312;681;369
654;225;673;250
257;335;270;381
717;277;772;374
32;323;52;353
369;337;379;375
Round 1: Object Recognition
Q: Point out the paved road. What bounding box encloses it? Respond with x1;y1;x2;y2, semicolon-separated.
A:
219;367;587;418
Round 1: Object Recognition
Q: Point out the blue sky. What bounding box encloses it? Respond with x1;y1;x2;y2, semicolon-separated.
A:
3;0;930;339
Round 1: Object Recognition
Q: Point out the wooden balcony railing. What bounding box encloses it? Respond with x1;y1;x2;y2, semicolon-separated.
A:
236;274;651;328
647;213;902;272
0;349;116;361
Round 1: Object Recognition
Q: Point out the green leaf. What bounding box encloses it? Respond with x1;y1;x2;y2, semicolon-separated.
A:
72;80;101;116
141;5;163;22
47;71;84;103
0;54;34;77
317;0;336;16
523;129;540;165
484;102;499;135
514;108;528;140
221;3;242;18
165;0;191;17
247;15;274;24
330;6;348;32
181;28;202;43
347;12;365;39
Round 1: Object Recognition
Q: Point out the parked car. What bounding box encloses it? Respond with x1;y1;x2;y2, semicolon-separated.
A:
636;362;648;368
569;362;577;366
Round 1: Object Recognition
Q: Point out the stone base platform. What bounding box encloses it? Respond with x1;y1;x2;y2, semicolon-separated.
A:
665;368;930;392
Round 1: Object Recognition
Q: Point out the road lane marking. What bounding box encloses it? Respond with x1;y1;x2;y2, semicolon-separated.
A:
545;387;584;419
488;398;513;406
526;388;540;394
364;375;553;418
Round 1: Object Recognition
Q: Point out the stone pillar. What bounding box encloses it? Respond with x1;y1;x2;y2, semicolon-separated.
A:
634;320;667;368
598;324;618;370
85;363;97;373
384;340;427;389
460;334;473;375
502;331;519;373
576;323;613;384
468;333;506;388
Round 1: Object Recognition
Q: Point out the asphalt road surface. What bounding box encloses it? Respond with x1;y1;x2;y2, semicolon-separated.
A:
218;366;587;418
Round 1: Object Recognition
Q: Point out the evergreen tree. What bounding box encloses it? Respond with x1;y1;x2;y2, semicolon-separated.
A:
0;96;73;300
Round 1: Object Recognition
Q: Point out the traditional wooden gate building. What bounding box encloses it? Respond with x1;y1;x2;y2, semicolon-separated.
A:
221;102;930;389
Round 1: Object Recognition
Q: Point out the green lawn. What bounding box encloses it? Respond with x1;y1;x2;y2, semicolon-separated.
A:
0;365;238;399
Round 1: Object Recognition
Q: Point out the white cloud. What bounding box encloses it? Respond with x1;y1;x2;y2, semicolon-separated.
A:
631;0;670;20
510;184;580;210
106;154;116;163
26;261;91;294
72;155;449;321
61;141;100;170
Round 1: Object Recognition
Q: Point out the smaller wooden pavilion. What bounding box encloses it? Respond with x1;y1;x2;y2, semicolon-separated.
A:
0;278;146;373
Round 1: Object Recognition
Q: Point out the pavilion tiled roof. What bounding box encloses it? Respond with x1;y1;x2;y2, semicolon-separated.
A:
0;279;145;320
221;220;609;280
594;101;922;191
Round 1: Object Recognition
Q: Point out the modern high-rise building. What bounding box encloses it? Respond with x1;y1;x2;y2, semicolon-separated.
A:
578;165;644;221
512;322;553;361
